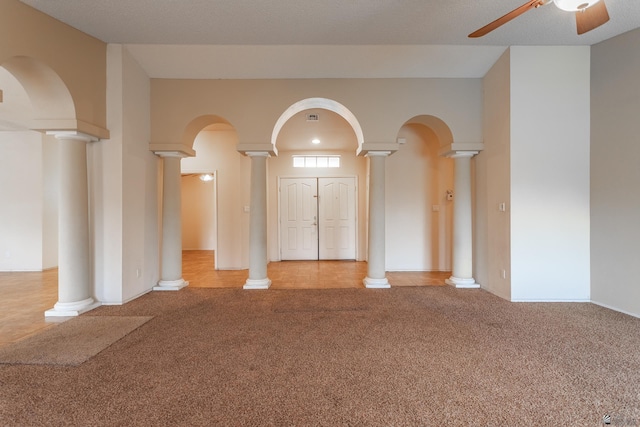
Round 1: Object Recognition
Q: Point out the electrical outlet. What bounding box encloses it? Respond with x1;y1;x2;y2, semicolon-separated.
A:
501;269;506;279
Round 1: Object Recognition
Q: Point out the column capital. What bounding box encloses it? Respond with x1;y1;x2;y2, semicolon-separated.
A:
150;143;196;157
46;130;99;143
365;151;391;158
245;151;271;158
358;142;399;156
154;151;190;159
237;143;277;157
446;150;479;159
439;141;484;157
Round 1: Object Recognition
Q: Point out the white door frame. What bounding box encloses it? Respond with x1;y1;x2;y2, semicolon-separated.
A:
277;176;358;261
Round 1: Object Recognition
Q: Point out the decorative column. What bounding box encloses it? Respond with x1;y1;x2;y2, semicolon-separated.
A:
446;151;480;288
364;151;391;288
154;153;189;291
46;131;100;317
244;152;271;289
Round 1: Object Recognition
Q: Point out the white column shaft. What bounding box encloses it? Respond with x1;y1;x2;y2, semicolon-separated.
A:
364;152;390;288
46;133;99;316
155;155;188;290
244;153;271;289
447;153;479;288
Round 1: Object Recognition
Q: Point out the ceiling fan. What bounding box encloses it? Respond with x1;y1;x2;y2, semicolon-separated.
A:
468;0;610;38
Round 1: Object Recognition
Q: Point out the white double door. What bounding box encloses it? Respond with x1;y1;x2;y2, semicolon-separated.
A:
280;177;356;260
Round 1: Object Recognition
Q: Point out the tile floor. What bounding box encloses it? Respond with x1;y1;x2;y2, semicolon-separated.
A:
0;269;61;347
0;250;449;346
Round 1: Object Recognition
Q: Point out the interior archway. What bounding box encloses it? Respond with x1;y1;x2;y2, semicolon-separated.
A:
180;116;250;275
181;114;231;149
386;116;455;272
0;60;66;273
0;57;74;329
272;98;364;154
1;56;76;125
403;115;454;148
269;100;366;264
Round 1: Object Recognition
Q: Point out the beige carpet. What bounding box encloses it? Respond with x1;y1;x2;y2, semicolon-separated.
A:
1;287;640;426
0;316;152;366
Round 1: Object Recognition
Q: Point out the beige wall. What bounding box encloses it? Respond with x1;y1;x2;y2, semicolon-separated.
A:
150;78;483;150
182;176;216;250
509;46;590;301
0;0;107;135
591;28;640;317
0;131;58;271
476;46;591;302
476;49;511;300
93;44;157;304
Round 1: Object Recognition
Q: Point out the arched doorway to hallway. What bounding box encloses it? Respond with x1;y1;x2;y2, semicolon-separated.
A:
181;121;249;270
177;116;250;287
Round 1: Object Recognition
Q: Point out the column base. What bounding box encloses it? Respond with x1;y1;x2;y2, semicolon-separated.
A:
363;277;391;289
45;298;101;317
153;279;189;291
243;278;272;290
446;276;480;289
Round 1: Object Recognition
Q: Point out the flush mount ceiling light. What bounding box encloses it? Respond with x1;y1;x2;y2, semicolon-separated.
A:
311;138;321;145
199;173;214;182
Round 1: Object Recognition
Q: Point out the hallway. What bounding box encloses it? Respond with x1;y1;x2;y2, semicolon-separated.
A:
0;250;450;346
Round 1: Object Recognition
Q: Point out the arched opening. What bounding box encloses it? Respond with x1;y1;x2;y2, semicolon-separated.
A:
180;115;250;279
403;115;454;149
386;115;455;272
0;56;78;272
271;97;365;154
1;56;76;124
268;99;367;266
0;56;77;335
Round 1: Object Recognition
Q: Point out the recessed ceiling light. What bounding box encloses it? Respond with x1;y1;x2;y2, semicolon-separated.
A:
311;138;321;145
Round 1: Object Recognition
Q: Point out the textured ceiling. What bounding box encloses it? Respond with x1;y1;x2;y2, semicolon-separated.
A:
19;0;640;80
20;0;640;46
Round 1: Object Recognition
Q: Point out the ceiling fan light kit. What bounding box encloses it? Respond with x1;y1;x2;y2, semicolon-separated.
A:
553;0;600;12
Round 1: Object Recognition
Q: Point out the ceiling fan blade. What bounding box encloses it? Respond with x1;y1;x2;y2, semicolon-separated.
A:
468;0;547;38
575;0;610;35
